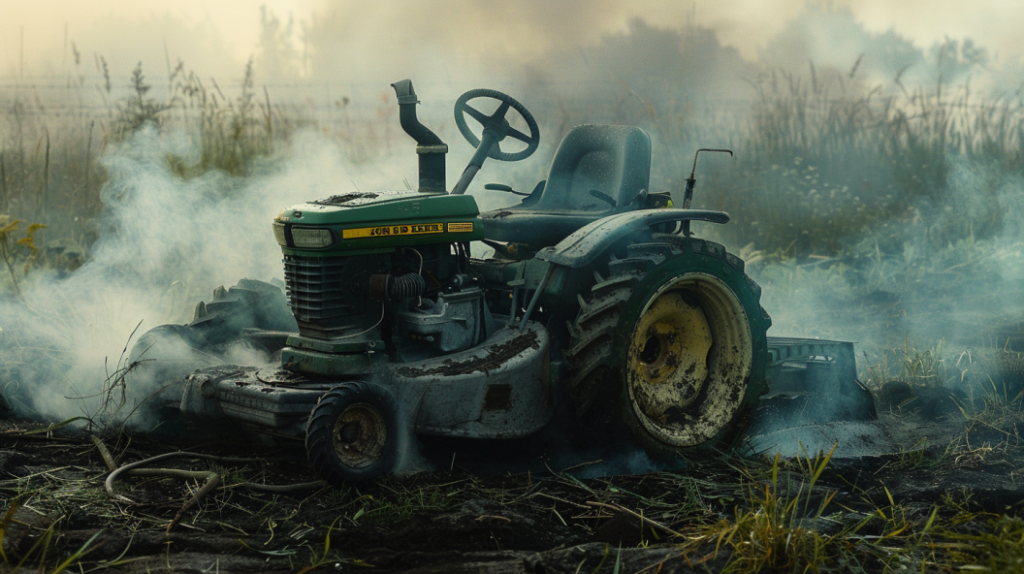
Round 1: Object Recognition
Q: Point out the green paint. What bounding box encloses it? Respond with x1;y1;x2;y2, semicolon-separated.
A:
282;346;389;376
275;191;483;255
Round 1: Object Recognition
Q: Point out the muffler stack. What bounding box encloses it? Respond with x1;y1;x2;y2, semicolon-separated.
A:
391;79;447;192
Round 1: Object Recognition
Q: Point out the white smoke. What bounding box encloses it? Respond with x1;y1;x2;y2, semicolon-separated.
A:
0;125;414;424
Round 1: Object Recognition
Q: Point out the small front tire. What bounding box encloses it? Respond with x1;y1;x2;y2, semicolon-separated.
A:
305;383;399;485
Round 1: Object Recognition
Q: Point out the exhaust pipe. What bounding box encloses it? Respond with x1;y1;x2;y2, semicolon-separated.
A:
391;79;447;193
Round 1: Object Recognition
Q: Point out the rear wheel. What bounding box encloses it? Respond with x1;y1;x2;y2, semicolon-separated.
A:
305;383;399;484
565;237;771;458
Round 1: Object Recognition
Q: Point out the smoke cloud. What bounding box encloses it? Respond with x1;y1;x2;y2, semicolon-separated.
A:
0;126;414;425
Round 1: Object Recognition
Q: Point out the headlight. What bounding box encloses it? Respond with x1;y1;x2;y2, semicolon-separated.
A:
291;227;334;249
272;222;287;246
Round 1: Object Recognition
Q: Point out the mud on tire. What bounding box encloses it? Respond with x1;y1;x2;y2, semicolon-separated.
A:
564;237;771;459
305;382;400;485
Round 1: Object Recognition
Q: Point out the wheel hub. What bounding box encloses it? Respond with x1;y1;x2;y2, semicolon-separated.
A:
332;403;387;469
629;292;713;419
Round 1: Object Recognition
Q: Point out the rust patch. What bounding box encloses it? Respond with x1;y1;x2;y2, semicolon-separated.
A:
311;192;379;206
397;331;540;377
483;384;513;411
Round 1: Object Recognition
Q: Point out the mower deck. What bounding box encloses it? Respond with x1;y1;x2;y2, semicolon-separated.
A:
179;322;552;441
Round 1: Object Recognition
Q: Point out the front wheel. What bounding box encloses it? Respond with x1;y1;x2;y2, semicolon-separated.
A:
305;383;399;484
565;238;771;458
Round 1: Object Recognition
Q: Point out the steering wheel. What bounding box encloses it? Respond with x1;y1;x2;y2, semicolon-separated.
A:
454;89;540;162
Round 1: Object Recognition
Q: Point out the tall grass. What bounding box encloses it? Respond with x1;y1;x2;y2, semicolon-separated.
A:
536;56;1024;265
0;85;103;249
1;48;1023;280
711;63;1024;257
0;58;297;260
163;58;275;179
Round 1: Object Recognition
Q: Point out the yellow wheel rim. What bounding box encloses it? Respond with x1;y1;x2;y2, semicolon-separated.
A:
332;403;387;469
629;292;712;416
626;273;753;447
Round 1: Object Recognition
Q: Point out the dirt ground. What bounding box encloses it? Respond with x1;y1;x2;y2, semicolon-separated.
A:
2;390;1023;574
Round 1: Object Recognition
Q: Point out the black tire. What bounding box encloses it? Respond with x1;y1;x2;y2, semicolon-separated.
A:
126;279;295;433
131;278;294;368
124;324;218;433
306;383;399;484
564;237;771;459
188;278;296;349
130;278;294;379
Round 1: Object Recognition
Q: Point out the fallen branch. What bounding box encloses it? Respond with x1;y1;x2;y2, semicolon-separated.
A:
104;451;188;500
22;416;90;435
475;515;512;523
103;449;264;497
585;500;685;539
560;459;604;473
0;417;90;443
92;434;118;472
94;439;330;531
100;449;223;532
167;472;220;533
243;480;328;493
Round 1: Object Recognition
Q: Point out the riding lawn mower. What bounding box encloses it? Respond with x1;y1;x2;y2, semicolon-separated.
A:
130;80;875;485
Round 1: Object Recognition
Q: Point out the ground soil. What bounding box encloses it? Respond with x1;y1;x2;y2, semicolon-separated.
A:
1;394;1021;574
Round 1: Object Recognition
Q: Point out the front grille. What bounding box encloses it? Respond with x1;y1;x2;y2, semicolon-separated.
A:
284;254;388;339
283;255;353;323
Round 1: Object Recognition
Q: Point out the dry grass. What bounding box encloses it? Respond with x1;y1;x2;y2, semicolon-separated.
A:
711;64;1024;257
680;447;853;574
862;339;949;390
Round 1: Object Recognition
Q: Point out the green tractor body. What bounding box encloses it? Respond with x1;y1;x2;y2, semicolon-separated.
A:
131;79;876;485
275;192;484;257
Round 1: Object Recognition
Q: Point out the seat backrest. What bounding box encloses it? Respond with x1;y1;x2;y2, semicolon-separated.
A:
531;125;651;214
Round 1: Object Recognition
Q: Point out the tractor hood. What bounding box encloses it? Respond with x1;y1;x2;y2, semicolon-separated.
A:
273;191;484;255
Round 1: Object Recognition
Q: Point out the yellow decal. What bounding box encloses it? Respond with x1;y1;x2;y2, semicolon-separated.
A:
343;222;444;239
447;222;474;233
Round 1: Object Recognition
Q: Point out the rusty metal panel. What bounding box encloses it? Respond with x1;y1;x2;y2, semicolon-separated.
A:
763;336;875;420
398;322;552;439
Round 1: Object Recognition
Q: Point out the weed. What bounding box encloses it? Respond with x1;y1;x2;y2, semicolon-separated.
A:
708;59;1024;257
893;437;945;471
0;496;101;573
0;216;45;295
939;514;1024;572
682;446;859;573
862;339;947;390
165;57;274;179
361;478;458;524
955;377;1024;448
294;516;345;574
111;63;170;142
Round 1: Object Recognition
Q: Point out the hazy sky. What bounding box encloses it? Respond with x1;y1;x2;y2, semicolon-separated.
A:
1;1;1021;80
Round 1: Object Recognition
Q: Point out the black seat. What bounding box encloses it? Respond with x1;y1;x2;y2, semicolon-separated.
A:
480;125;651;249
